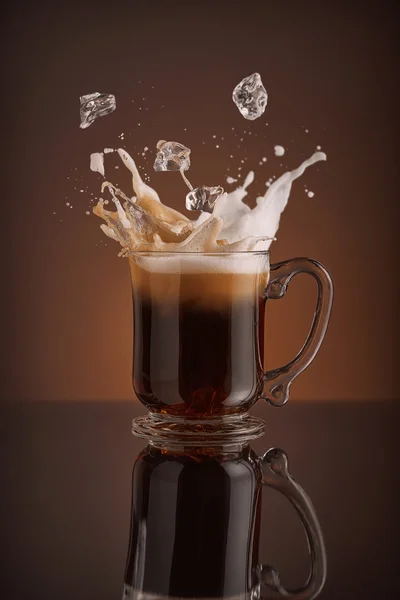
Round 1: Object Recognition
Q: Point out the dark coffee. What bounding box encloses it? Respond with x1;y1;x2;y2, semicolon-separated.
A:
130;257;269;418
124;445;262;598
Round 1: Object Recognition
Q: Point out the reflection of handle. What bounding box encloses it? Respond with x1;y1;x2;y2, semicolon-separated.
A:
258;448;327;600
262;258;333;407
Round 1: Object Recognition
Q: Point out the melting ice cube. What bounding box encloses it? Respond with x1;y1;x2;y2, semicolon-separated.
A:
186;185;224;213
153;140;191;172
79;93;116;129
232;73;267;121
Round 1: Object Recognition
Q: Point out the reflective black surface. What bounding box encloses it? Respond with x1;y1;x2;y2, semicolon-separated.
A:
1;401;398;600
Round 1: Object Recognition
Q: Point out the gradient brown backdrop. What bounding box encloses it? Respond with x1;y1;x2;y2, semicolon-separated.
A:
1;2;399;600
2;0;399;403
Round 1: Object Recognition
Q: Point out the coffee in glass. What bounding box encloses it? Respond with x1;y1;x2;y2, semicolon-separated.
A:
130;251;332;419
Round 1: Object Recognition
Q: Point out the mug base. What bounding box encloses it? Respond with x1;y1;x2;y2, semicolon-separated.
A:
131;412;265;446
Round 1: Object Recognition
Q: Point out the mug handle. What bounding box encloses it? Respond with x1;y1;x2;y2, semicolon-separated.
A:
262;258;333;407
258;448;327;600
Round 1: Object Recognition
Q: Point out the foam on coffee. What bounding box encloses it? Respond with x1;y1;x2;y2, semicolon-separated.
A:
130;250;269;276
130;259;269;308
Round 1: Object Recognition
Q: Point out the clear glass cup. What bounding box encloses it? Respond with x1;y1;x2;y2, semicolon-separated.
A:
129;251;333;422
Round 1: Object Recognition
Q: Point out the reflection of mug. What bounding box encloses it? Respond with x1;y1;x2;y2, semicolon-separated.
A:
123;443;326;600
129;251;333;418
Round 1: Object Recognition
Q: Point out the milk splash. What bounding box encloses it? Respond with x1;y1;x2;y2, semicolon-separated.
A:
93;149;326;255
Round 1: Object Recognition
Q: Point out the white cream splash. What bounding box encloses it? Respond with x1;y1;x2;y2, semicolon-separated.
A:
90;152;105;177
92;148;326;254
218;152;326;245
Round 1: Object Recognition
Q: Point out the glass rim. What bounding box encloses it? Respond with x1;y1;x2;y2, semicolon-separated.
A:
126;250;270;257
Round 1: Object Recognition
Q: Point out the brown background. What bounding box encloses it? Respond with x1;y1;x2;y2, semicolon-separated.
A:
1;1;399;600
2;0;399;403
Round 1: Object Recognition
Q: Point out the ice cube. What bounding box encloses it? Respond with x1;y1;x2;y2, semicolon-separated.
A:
185;185;224;213
232;73;267;121
153;140;191;172
79;92;116;129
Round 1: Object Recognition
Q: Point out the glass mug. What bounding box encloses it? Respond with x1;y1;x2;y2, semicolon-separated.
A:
123;440;326;600
129;251;333;418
